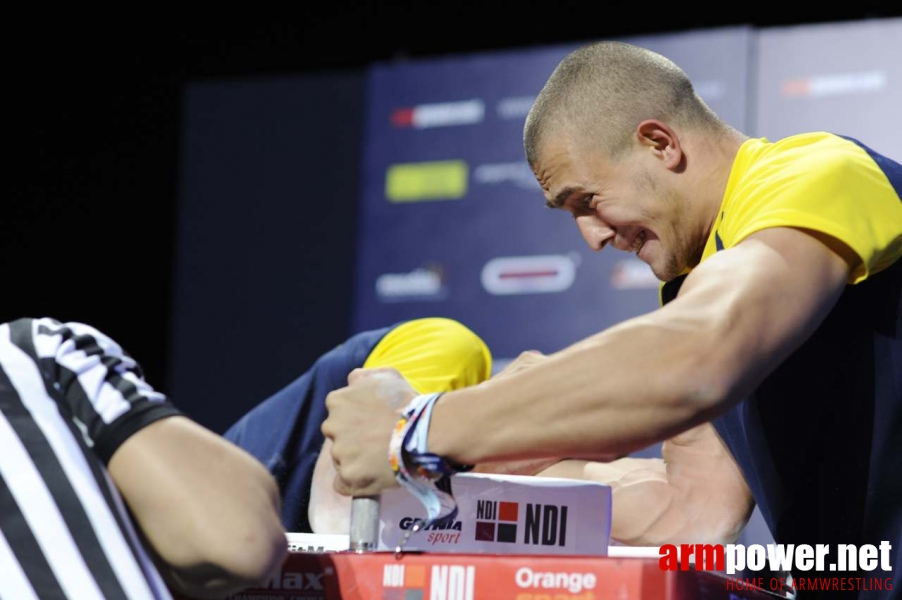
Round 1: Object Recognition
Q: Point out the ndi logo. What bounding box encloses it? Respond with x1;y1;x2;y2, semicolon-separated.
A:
475;499;518;542
524;503;569;547
474;500;569;547
383;564;475;600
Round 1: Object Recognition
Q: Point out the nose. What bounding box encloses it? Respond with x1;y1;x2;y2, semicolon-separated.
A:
576;215;615;252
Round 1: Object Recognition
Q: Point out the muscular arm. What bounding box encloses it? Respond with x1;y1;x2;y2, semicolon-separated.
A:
109;417;287;599
427;227;853;465
537;424;754;545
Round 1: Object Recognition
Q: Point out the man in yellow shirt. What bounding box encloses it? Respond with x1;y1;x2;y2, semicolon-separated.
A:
323;41;901;596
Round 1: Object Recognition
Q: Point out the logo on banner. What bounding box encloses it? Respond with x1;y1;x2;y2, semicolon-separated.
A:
383;564;427;599
610;259;659;290
385;161;469;203
481;255;578;295
475;499;519;543
376;267;448;302
524;503;569;547
474;500;569;547
400;516;463;545
391;99;485;129
383;564;476;600
473;162;539;190
781;71;887;98
514;567;598;595
260;566;333;593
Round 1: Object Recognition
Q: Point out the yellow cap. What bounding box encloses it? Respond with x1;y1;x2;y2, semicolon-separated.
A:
363;318;492;394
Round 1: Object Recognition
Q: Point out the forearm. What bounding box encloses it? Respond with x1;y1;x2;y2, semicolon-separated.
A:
429;312;727;464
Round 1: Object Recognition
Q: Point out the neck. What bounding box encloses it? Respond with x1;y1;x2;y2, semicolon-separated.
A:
685;127;749;264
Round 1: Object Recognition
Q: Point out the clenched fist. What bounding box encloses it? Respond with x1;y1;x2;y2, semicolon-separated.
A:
321;368;418;496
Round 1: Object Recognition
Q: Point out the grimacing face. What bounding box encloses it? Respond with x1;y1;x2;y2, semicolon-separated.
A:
534;139;698;282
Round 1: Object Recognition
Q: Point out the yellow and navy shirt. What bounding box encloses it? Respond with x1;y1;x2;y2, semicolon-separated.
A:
225;318;491;532
666;132;901;591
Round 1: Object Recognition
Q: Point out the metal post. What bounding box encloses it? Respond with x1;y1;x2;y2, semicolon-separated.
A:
349;495;381;552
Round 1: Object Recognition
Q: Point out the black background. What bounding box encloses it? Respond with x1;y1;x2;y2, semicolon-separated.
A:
7;5;900;398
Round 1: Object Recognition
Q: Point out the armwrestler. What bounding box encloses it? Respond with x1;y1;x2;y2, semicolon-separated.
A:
322;41;901;598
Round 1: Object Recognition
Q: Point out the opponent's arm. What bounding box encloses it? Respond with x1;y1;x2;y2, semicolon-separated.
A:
537;423;754;545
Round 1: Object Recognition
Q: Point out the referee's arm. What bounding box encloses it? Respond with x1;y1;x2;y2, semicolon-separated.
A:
108;418;286;598
42;321;287;598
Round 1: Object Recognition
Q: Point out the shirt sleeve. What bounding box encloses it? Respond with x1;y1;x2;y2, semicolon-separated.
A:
722;139;902;284
17;318;182;464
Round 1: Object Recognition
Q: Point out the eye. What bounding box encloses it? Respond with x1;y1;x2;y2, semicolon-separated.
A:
571;195;594;218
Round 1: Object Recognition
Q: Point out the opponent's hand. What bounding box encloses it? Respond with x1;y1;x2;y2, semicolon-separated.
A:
321;368;418;496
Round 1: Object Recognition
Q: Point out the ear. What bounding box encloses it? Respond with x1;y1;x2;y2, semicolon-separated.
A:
635;119;682;171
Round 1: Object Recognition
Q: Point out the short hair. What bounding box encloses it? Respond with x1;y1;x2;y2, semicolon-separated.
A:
524;41;725;167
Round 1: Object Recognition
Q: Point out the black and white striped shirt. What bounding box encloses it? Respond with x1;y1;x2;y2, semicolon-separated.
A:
0;317;182;599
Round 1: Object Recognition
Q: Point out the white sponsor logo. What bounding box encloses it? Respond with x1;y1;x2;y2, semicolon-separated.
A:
393;99;485;128
383;564;407;588
383;565;476;600
782;71;888;98
514;567;597;594
431;565;476;600
473;162;539;190
496;95;536;119
482;255;578;295
376;268;447;301
610;259;659;289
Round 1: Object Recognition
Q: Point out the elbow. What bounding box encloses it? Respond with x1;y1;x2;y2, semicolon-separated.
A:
170;516;287;598
172;474;288;596
215;474;287;586
218;524;288;590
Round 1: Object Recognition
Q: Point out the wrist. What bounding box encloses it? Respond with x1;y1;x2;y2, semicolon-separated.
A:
426;390;463;462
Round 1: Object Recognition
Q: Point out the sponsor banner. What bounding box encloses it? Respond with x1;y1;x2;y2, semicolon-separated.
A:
755;19;902;162
391;99;485;129
175;551;782;600
385;161;469;203
376;267;448;302
481;255;578;296
378;472;611;555
780;71;888;98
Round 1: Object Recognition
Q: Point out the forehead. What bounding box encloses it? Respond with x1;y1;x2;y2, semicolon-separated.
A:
532;138;612;202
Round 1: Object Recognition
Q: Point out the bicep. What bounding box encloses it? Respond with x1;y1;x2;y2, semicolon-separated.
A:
664;227;853;407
